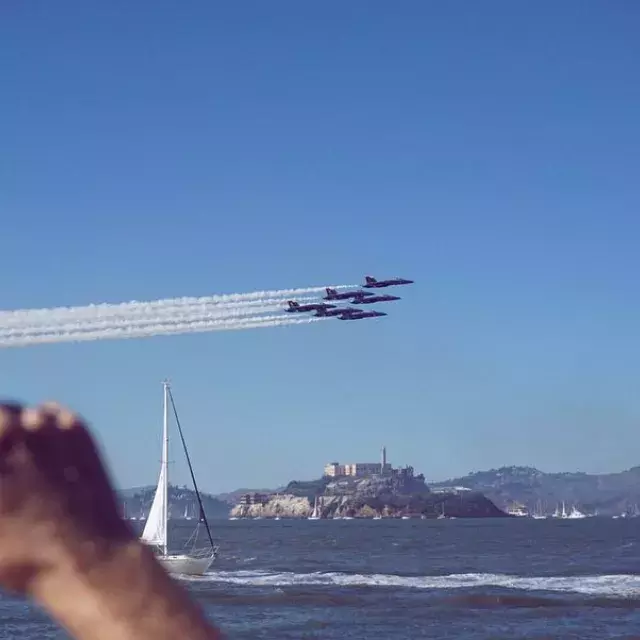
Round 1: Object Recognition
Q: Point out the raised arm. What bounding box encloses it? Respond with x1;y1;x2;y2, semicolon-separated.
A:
0;403;222;640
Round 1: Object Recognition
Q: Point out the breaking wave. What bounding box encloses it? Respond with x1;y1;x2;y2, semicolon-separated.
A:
183;570;640;597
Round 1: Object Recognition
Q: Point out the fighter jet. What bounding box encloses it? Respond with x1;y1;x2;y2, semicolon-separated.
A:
285;301;336;313
337;310;387;320
314;306;356;318
362;275;414;288
351;293;401;305
323;287;374;301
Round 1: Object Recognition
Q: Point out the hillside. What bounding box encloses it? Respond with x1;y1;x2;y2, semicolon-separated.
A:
430;465;640;515
118;485;230;519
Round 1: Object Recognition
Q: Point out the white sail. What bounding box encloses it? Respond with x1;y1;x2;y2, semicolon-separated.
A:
141;465;167;547
308;496;321;520
140;380;169;554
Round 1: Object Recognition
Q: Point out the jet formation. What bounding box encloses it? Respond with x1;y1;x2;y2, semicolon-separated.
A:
285;275;413;321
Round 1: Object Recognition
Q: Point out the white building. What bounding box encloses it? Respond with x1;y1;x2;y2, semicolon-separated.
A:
324;446;392;478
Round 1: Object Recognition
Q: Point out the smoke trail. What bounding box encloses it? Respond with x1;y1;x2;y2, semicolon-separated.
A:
0;303;293;337
0;314;329;348
0;285;354;323
0;296;321;330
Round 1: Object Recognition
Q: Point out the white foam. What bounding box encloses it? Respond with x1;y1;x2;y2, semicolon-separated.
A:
182;570;640;597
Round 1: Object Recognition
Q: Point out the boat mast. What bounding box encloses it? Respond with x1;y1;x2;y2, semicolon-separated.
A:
162;379;170;557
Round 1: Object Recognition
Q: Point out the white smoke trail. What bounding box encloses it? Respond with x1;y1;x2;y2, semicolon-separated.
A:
0;303;295;337
0;285;354;324
0;314;329;348
0;296;320;331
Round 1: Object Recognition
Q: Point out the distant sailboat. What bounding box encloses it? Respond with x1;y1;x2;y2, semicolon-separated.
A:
308;497;321;520
531;500;546;519
552;502;568;518
567;505;586;519
140;381;218;576
551;501;585;519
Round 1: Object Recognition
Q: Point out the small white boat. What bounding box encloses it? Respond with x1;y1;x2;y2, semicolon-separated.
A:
308;497;321;520
567;505;587;519
506;503;529;517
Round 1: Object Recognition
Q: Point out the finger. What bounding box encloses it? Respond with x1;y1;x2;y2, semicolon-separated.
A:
34;403;109;493
0;404;23;461
21;405;74;484
0;403;22;434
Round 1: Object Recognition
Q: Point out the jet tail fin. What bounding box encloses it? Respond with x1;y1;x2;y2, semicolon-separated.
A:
287;301;298;309
365;276;377;284
326;287;336;297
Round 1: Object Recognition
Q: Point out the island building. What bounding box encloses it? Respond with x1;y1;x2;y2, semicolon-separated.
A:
323;446;398;478
238;492;270;506
429;486;472;495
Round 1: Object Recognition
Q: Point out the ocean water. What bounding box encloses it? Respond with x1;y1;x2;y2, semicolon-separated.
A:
2;517;640;639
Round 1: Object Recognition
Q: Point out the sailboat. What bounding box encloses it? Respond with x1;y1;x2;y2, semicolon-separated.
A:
531;499;546;519
552;502;568;518
567;505;586;519
140;381;218;576
308;496;321;520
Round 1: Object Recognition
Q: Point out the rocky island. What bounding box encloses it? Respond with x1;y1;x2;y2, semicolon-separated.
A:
230;463;506;519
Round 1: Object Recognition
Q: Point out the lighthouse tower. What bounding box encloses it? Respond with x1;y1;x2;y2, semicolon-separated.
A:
381;446;387;474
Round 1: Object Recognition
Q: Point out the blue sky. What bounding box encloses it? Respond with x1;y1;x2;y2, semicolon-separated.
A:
2;2;639;493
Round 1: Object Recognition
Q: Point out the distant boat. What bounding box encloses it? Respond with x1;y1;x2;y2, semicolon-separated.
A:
552;501;586;519
506;502;529;517
531;500;546;519
308;497;321;520
567;505;586;519
552;502;567;518
140;381;218;576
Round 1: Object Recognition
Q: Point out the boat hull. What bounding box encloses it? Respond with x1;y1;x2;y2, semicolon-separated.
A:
159;552;216;576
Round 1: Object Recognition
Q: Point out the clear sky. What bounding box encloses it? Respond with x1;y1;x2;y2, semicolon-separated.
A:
2;2;639;493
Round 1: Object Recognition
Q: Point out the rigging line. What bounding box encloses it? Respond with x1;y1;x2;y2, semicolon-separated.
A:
167;387;216;551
